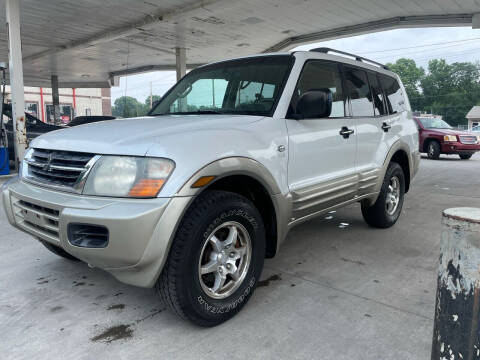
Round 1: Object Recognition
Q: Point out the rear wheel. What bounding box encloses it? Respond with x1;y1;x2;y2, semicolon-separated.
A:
41;240;80;261
459;154;472;160
361;162;405;228
427;140;441;160
156;190;265;326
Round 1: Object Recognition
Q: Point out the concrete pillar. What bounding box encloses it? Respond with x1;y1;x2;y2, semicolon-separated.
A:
51;75;60;125
175;47;186;82
432;207;480;360
6;0;27;169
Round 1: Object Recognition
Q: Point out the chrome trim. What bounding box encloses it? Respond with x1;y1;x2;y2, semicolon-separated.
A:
22;153;101;194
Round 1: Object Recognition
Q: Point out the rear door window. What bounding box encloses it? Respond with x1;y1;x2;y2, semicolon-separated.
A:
379;75;405;114
367;73;387;116
344;67;375;117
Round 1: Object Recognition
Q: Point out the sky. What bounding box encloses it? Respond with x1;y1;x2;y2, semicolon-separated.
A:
111;26;480;104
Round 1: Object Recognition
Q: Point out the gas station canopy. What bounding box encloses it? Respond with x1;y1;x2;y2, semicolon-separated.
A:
0;0;479;88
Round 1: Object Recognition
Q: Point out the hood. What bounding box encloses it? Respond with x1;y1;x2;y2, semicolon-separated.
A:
425;128;476;136
31;114;264;156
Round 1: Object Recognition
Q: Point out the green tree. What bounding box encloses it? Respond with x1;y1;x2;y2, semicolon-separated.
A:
386;58;425;111
420;60;480;126
111;96;148;118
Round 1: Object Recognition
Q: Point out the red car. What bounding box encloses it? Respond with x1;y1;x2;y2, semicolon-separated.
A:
414;116;480;160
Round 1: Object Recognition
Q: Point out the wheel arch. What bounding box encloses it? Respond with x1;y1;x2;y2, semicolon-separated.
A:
423;137;440;153
176;157;291;259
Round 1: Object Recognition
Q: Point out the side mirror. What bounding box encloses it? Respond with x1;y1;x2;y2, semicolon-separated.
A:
295;89;332;119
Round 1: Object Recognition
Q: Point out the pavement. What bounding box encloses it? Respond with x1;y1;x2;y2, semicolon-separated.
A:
1;153;479;360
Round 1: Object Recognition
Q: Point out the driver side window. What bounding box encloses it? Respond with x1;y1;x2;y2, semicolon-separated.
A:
291;60;346;118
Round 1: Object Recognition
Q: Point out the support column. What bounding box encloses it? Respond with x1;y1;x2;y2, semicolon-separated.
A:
432;207;480;359
6;0;26;169
175;47;186;82
51;75;60;125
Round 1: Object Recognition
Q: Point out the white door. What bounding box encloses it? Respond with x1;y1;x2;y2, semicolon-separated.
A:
285;60;357;220
347;68;403;196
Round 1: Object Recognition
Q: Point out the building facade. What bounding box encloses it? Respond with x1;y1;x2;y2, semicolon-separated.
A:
4;87;111;124
466;106;480;130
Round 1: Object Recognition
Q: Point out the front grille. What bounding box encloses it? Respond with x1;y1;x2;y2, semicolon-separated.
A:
459;135;478;145
26;148;95;189
12;198;61;243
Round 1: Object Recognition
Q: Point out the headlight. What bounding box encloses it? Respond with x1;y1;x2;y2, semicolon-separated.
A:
443;135;457;142
83;156;174;198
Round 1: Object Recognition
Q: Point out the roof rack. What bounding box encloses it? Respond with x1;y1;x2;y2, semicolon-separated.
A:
309;47;389;70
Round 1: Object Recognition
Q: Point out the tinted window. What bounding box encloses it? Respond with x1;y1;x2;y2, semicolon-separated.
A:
344;67;374;117
292;60;345;117
151;55;292;117
367;73;387;116
379;75;405;114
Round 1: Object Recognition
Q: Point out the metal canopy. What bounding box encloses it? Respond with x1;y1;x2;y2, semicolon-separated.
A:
0;0;479;88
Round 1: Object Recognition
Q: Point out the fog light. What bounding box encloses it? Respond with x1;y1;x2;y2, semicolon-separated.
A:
68;223;109;248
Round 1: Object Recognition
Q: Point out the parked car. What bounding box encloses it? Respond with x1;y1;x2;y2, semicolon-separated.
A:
67;115;116;127
2;104;115;163
2;49;420;326
414;116;480;160
2;103;63;163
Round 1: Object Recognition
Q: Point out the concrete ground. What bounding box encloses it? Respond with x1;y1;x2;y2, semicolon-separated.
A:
1;153;479;360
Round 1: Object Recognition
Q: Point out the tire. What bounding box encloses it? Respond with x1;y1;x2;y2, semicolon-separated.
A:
41;240;80;261
156;190;266;327
426;140;441;160
361;162;405;229
459;154;472;160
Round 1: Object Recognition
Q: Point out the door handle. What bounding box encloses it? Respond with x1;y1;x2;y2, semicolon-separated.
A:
382;122;392;132
339;126;354;139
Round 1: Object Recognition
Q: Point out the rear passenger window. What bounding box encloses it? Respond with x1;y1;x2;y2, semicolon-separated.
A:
379;75;405;114
344;67;374;117
293;60;345;117
367;73;387;116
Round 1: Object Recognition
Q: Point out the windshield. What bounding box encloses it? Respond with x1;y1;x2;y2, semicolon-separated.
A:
418;117;452;129
149;55;293;117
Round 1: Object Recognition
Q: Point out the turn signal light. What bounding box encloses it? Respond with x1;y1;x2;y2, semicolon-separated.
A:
192;176;216;188
444;135;457;142
128;179;165;197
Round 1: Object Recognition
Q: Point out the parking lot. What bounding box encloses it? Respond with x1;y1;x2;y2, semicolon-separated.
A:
1;153;479;360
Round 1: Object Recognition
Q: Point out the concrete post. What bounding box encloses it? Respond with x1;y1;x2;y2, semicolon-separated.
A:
175;47;186;112
432;207;480;360
51;75;60;125
6;0;27;169
175;47;186;82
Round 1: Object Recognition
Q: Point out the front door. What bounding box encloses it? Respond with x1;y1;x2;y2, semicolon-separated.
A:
285;60;357;221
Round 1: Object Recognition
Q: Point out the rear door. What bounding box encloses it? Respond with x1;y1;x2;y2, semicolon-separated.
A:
346;67;402;196
285;60;357;220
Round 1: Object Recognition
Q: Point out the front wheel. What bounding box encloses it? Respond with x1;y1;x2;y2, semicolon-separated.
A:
361;162;405;228
427;141;441;160
459;154;472;160
156;190;265;326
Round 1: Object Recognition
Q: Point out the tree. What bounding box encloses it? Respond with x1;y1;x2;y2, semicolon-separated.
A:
386;58;425;111
111;96;148;118
420;60;480;126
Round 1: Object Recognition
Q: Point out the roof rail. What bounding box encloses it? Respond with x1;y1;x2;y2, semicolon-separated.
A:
309;47;389;70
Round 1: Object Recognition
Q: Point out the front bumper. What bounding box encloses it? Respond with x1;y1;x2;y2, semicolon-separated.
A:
2;178;193;287
441;142;480;154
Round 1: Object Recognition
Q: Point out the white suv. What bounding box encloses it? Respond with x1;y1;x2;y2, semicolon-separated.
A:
2;48;420;326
